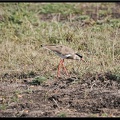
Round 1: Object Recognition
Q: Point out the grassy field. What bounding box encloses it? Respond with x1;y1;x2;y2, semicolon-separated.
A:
0;3;120;117
0;3;120;78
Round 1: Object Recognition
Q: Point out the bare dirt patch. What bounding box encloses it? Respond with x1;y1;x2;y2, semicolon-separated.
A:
0;72;120;117
39;3;120;23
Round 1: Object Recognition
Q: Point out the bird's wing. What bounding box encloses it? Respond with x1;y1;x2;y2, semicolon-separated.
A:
65;54;72;57
42;45;75;58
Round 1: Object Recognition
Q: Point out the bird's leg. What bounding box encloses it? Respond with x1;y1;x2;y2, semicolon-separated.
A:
57;59;63;77
61;59;69;76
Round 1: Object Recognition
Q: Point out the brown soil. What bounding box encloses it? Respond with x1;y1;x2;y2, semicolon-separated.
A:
0;72;120;117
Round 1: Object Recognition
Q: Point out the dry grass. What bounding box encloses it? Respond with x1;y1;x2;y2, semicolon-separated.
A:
0;3;120;79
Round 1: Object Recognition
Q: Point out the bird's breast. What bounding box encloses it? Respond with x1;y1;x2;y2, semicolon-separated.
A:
55;52;73;59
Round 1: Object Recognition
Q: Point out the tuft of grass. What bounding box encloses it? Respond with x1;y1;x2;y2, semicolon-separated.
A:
31;76;47;85
57;112;67;117
0;104;7;110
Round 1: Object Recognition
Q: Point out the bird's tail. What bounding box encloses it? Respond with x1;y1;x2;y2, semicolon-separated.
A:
41;44;52;51
41;44;47;48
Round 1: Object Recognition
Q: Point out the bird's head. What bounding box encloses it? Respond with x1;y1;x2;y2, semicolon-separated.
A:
75;53;86;62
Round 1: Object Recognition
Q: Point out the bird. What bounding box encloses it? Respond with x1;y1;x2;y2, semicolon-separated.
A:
41;44;85;77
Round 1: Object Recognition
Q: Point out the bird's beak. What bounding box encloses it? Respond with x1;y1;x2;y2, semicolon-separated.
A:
81;58;86;62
